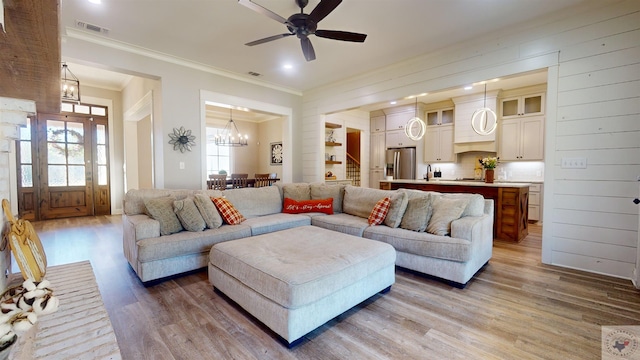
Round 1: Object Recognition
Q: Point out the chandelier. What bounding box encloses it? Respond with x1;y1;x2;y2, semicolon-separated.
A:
471;83;497;135
404;97;426;141
61;63;80;103
214;108;248;147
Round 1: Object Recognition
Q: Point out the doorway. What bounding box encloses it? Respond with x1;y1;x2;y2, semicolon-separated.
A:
16;106;111;220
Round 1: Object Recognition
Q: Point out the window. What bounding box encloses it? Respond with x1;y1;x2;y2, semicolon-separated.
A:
18;118;33;187
206;126;231;175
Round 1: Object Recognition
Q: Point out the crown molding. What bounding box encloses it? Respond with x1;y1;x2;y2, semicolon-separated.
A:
64;28;303;97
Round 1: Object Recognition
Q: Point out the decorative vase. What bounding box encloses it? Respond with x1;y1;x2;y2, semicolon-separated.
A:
485;169;494;183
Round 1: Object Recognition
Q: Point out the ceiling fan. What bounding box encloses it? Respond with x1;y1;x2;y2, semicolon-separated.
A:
238;0;367;61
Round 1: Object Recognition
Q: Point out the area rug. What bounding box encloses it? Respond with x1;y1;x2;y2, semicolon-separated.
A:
10;261;122;360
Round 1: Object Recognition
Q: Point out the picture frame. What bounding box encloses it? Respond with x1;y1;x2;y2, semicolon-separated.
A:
270;142;283;165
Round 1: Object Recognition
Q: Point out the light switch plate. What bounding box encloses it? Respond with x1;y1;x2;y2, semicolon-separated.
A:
179;161;185;169
561;157;587;169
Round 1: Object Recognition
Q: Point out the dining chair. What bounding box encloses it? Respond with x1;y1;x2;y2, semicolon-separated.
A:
254;173;271;188
208;174;227;190
230;173;249;188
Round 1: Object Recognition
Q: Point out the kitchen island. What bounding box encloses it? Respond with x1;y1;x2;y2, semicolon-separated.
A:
380;179;530;242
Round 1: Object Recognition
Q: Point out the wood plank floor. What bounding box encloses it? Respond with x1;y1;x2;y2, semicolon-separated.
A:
26;216;640;359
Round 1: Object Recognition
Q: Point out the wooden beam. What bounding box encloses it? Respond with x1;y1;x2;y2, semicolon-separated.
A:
0;0;60;114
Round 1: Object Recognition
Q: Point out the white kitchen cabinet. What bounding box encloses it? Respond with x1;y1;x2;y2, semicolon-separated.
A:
369;132;386;170
424;124;455;162
385;111;412;131
501;93;544;119
499;115;544;161
528;183;543;222
426;108;453;126
370;115;386;133
386;129;417;148
369;169;384;189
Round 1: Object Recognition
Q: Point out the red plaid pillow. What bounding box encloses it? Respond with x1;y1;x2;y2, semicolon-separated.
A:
368;197;391;225
211;197;246;225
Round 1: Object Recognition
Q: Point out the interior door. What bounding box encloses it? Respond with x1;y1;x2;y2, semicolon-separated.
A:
36;113;108;219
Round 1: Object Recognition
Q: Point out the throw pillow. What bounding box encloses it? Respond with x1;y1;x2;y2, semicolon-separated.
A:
193;194;223;229
212;197;246;225
399;196;433;232
310;184;344;213
173;197;206;232
144;196;183;236
426;197;468;236
282;197;334;215
368;197;391;225
282;183;311;201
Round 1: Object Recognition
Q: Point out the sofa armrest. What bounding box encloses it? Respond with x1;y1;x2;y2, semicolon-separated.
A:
451;215;488;241
123;214;160;272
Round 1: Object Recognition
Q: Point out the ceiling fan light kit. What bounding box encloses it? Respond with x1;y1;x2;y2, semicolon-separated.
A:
239;0;367;61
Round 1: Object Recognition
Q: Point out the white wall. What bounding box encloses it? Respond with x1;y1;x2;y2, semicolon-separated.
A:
258;117;284;176
302;0;640;280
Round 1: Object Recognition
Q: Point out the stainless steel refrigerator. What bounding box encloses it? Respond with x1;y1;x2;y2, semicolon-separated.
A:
385;147;416;180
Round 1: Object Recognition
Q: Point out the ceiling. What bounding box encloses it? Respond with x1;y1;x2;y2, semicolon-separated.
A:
60;0;609;92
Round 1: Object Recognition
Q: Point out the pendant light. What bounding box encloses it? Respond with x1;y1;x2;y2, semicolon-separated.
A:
404;97;426;141
215;108;248;147
471;83;497;135
61;63;81;103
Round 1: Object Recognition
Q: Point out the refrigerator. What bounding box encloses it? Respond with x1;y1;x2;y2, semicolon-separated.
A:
385;147;416;180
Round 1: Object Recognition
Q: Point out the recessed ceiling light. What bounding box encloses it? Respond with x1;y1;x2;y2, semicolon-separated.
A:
88;0;101;4
282;64;293;70
390;101;397;105
418;93;428;97
464;86;473;90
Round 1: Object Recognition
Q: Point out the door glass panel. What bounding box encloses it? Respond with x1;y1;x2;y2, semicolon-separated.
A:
60;103;73;112
67;144;85;164
20;119;31;140
96;124;106;144
68;165;86;186
97;145;106;164
91;107;106;116
47;120;66;142
98;165;107;185
48;165;67;186
74;104;90;114
67;122;84;143
19;141;31;162
502;99;518;117
47;143;67;164
21;165;32;187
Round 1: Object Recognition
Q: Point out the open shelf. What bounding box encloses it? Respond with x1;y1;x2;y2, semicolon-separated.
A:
325;161;342;164
325;122;342;129
325;141;342;147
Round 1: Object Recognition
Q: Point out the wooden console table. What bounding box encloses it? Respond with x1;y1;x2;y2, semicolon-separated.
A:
380;180;530;242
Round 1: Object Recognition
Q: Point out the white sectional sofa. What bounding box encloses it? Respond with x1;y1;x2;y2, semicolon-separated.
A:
122;183;494;286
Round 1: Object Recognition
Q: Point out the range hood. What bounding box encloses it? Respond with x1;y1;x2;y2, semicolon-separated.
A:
454;141;497;154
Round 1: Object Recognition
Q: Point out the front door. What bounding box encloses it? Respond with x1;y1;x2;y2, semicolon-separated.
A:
16;109;111;220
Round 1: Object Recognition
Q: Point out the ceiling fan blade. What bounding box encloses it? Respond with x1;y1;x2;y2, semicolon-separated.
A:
309;0;342;23
315;30;367;42
245;33;293;46
238;0;289;24
300;37;316;61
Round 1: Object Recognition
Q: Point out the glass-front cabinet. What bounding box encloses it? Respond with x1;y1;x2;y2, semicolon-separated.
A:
500;93;544;119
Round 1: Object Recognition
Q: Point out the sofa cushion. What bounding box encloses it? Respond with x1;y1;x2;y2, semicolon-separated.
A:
212;197;246;225
282;183;311;201
125;189;194;215
363;226;472;262
242;213;312;236
193;194;223;229
368;197;390;225
173;197;206;232
311;213;371;237
399;196;432;232
439;193;484;217
283;198;333;215
222;186;282;218
343;186;408;228
427;197;468;236
310;183;345;213
144;196;183;236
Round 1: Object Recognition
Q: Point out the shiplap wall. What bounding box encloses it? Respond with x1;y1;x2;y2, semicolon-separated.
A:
549;7;640;278
302;0;640;280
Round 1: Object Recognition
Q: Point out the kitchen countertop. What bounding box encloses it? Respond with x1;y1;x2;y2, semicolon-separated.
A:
379;179;532;188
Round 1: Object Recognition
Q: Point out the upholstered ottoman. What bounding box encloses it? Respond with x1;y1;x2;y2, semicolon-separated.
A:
208;225;396;346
